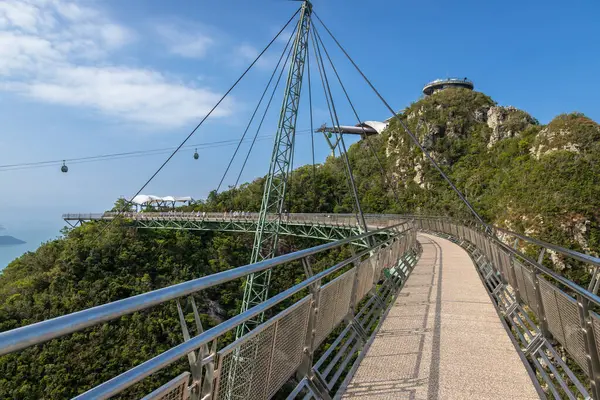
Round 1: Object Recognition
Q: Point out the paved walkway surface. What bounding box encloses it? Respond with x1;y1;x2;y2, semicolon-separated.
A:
342;233;540;400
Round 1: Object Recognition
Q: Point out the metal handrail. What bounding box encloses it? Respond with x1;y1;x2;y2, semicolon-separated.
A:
492;225;600;267
397;214;600;268
63;211;600;265
0;222;411;357
492;233;600;305
75;240;388;399
410;215;600;306
62;211;600;282
424;220;594;398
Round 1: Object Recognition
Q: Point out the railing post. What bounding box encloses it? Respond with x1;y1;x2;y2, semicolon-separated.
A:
200;340;217;400
176;298;203;400
577;295;600;400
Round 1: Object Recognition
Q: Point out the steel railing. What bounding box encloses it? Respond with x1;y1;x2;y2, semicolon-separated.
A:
45;212;600;399
413;216;600;400
0;220;419;400
62;212;405;230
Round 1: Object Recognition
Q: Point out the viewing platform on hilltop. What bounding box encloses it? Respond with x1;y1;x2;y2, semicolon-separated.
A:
423;78;474;95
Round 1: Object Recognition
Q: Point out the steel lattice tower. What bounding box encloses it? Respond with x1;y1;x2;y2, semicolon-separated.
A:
236;1;312;338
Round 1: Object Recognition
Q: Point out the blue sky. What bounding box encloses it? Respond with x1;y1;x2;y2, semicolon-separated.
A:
1;0;599;265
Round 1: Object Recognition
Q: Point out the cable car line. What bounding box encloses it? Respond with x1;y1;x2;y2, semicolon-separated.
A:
0;130;312;172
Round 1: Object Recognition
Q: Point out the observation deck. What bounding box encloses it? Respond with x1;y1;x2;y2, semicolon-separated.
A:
422;78;474;96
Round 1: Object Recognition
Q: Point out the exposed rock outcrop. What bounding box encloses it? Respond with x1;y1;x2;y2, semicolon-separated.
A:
530;113;600;159
487;106;536;148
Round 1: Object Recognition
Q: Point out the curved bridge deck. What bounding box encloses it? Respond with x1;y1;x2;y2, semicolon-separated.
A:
342;233;540;400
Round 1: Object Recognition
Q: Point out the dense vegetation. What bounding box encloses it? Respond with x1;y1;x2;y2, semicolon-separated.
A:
1;87;599;398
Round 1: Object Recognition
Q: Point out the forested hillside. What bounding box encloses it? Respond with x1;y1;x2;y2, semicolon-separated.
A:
1;87;599;398
204;88;600;280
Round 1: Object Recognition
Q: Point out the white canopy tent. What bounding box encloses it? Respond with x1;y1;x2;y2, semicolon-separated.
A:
130;195;193;209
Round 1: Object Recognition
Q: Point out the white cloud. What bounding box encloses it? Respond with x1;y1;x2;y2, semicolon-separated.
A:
233;44;277;70
0;0;233;128
156;24;214;59
18;65;230;125
276;29;295;45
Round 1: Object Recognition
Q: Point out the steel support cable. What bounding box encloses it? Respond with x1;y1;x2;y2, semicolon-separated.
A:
307;47;318;211
94;8;301;240
309;28;353;209
233;37;296;189
312;25;401;205
215;23;298;193
313;12;486;225
310;28;369;234
309;29;350;194
310;29;361;226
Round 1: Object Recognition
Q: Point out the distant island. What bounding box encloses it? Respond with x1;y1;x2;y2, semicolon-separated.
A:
0;235;26;246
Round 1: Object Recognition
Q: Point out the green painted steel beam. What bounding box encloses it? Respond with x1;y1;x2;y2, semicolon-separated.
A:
130;218;369;245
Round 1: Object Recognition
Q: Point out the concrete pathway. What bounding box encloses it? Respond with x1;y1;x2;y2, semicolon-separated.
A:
342;233;540;400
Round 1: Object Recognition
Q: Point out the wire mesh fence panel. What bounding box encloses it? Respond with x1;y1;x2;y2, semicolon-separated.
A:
214;296;311;400
539;276;588;374
513;260;529;305
499;251;514;287
374;249;388;280
381;247;391;271
332;269;355;327
522;267;538;316
513;260;537;313
401;235;408;254
266;298;312;398
391;242;400;267
141;372;190;400
539;276;566;344
554;289;588;374
314;268;355;348
314;276;340;347
355;258;375;306
214;324;276;400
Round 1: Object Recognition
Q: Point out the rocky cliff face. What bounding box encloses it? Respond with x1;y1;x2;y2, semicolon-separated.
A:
486;106;536;148
386;89;538;188
380;88;600;273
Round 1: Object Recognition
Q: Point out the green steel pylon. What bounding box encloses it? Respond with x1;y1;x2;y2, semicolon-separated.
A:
236;1;312;339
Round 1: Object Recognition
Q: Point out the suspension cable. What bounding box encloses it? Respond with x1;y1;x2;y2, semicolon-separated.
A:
307;45;317;210
215;23;298;193
310;28;356;213
312;25;401;205
313;12;486;225
94;8;301;238
234;36;296;188
310;28;369;233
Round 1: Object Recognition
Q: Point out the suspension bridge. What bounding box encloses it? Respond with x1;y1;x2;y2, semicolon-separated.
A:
2;1;600;399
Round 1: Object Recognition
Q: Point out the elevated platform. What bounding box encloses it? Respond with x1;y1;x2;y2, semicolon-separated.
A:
62;212;406;245
342;233;540;399
422;78;474;95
